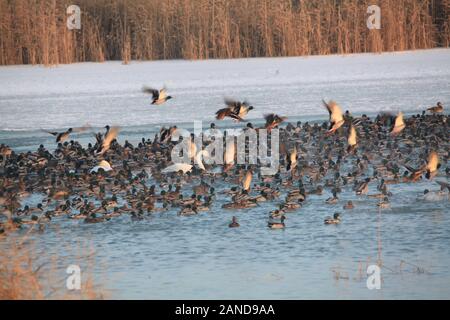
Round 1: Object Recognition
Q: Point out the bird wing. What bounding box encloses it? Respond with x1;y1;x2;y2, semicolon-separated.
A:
328;101;344;124
216;107;232;120
99;126;120;154
348;126;357;146
243;171;252;191
394;112;404;128
142;86;160;99
73;123;92;133
426;151;439;172
159;88;167;100
42;130;58;136
322;99;332;117
264;113;275;124
224;98;239;108
224;141;235;165
290;147;297;164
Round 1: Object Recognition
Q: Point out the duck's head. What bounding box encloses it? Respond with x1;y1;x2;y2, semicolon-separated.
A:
333;213;340;220
248;106;254;111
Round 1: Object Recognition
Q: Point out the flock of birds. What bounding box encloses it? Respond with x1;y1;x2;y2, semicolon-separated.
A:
0;86;448;235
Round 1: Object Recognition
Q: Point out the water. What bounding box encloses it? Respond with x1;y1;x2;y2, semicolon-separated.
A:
1;49;450;299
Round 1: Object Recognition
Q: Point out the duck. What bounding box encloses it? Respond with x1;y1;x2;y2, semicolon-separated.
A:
264;113;287;132
343;200;354;210
322;100;345;134
419;181;450;201
142;86;172;105
222;200;256;209
427;102;443;114
84;213;108;223
390;111;406;135
215;98;253;121
286;147;297;172
286;187;306;202
228;216;240;228
96;126;120;155
325;191;339;204
355;178;370;195
269;209;285;219
377;197;390;209
131;210;145;221
268;215;286;229
347;125;357;153
242;169;253;192
44;128;73;143
324;213;341;224
425;151;439;180
90;160;113;173
280;201;301;212
178;204;198;216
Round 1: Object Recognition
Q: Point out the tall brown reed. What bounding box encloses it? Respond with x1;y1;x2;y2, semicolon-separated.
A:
0;0;448;65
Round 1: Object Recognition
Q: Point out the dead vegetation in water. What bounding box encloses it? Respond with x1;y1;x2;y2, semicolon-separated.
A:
331;257;431;285
0;0;448;65
0;237;107;300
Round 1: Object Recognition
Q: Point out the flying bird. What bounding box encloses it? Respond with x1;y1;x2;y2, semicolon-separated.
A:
242;169;253;192
43;124;90;143
286;146;297;172
215;99;253;121
264;113;286;132
142;86;172;105
390;111;406;135
224;139;236;171
425;151;439;179
322;99;345;134
96;126;120;155
347;125;357;153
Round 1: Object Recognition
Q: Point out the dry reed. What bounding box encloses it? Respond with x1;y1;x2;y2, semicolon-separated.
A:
0;0;448;65
0;235;106;300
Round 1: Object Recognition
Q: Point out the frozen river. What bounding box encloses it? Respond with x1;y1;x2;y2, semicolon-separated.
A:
0;49;449;299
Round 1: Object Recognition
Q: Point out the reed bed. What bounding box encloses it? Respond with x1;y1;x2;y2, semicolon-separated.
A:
0;234;106;300
0;0;448;65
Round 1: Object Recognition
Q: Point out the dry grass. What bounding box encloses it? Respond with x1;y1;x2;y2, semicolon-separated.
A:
0;0;448;65
0;236;106;300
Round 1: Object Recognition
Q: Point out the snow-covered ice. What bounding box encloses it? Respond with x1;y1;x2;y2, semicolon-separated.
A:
0;48;449;131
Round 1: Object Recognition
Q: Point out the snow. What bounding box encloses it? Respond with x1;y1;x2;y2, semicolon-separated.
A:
0;48;449;131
